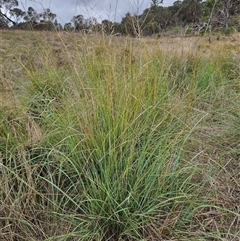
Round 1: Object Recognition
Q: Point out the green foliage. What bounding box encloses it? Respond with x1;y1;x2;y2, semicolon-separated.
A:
1;32;240;240
185;26;193;35
173;26;180;33
213;27;222;33
225;26;234;35
236;24;240;32
1;0;240;37
151;0;163;8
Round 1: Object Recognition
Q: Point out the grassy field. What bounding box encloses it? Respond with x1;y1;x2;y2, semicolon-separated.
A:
0;30;240;241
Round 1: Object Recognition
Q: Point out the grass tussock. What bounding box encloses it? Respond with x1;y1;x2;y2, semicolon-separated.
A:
0;30;240;241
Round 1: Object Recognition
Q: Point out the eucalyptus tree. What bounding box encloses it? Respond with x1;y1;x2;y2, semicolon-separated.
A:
102;19;114;34
151;0;163;8
222;0;231;29
0;0;19;26
71;14;85;30
36;8;57;30
221;0;240;29
64;22;73;31
176;0;203;25
9;7;25;24
230;0;240;14
121;12;136;36
202;0;240;30
168;1;183;26
39;8;56;22
23;6;39;23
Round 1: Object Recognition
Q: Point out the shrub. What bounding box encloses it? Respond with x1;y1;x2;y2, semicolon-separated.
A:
173;26;180;33
185;27;193;35
225;27;234;35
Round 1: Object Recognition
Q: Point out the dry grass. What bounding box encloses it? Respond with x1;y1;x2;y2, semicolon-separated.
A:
0;29;240;240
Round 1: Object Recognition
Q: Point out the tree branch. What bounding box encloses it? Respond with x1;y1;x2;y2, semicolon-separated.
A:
0;11;16;25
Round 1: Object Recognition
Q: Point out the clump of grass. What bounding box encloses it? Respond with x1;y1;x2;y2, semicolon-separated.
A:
1;31;240;240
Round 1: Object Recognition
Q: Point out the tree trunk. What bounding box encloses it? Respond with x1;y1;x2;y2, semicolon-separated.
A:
223;0;231;30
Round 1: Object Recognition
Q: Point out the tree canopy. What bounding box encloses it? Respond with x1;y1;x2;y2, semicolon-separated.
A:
1;0;239;34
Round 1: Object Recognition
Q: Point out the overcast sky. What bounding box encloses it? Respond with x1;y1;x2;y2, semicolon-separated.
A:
18;0;175;24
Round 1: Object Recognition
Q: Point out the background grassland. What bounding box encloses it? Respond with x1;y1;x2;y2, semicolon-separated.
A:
0;30;240;241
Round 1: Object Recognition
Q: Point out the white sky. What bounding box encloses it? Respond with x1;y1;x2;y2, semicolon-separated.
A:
18;0;175;24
